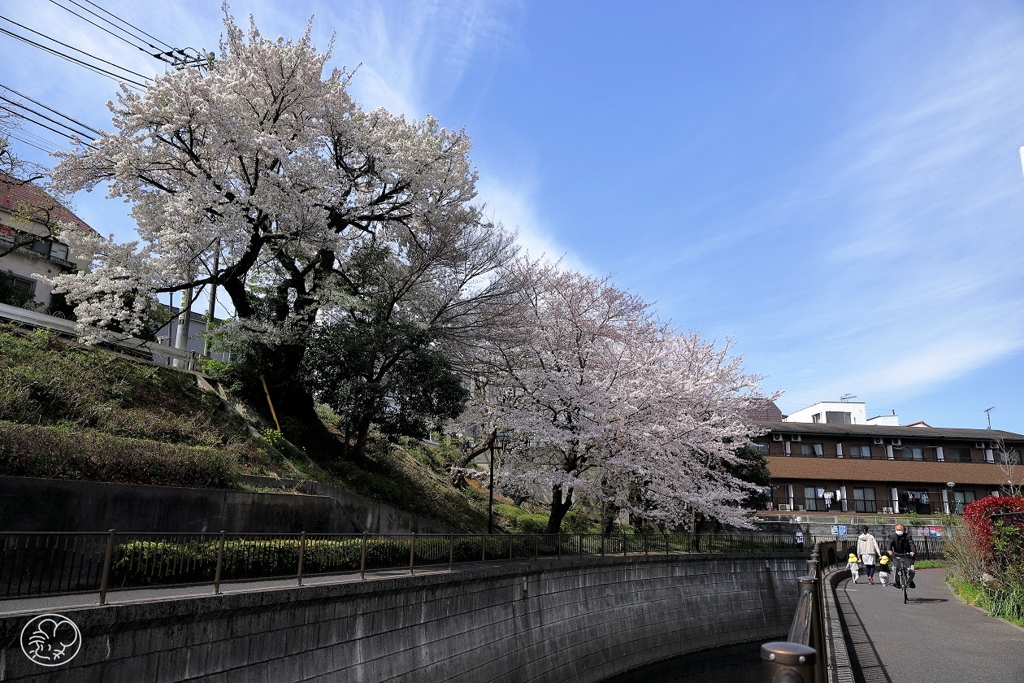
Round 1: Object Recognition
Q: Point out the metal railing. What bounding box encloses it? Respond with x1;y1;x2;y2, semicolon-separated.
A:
0;302;203;371
761;540;839;683
0;530;800;604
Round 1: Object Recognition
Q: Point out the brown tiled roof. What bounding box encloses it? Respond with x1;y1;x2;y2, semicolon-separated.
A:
757;421;1023;442
0;173;94;233
767;456;1014;486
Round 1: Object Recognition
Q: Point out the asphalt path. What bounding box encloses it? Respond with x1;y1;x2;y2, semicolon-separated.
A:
835;568;1024;683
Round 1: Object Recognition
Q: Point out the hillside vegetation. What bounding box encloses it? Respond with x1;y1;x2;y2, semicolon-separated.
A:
0;325;491;531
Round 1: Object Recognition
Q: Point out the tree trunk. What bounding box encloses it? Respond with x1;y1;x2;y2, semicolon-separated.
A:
253;342;334;456
545;484;574;534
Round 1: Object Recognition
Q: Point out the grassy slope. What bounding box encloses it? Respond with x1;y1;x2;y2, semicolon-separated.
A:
0;324;491;531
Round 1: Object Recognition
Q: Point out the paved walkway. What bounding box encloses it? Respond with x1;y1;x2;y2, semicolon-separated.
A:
834;568;1024;683
0;564;478;618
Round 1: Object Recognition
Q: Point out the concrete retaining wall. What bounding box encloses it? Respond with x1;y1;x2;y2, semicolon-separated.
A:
0;476;456;534
0;553;802;682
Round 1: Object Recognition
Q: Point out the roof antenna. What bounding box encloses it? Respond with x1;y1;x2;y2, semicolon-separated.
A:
984;406;995;430
840;393;856;402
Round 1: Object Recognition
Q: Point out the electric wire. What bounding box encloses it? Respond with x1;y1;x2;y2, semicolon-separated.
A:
79;0;175;51
0;25;147;89
0;95;97;142
0;15;153;83
48;0;176;66
0;105;88;144
0;83;103;137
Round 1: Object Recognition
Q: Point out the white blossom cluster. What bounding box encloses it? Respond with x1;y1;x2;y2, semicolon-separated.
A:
459;262;774;531
47;14;493;347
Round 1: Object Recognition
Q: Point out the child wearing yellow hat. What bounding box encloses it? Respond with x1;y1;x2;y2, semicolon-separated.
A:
847;552;860;583
878;554;890;587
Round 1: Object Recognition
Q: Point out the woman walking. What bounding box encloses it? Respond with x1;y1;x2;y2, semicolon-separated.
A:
857;526;882;585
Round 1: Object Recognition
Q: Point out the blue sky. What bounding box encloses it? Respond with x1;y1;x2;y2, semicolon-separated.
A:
4;1;1023;432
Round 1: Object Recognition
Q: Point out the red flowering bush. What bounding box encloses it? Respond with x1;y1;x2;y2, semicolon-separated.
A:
962;495;1024;557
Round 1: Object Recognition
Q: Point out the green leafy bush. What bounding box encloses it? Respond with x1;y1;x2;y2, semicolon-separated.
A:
0;421;238;487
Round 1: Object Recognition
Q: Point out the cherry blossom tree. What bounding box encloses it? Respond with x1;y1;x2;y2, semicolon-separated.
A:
48;13;514;448
461;263;769;533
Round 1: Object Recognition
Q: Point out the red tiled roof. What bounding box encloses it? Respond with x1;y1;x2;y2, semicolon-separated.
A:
0;173;94;233
767;456;1013;486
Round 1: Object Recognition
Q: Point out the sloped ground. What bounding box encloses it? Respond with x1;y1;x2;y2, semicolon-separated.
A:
0;324;490;530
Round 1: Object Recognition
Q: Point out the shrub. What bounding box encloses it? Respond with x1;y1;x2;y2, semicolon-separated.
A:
0;420;238;488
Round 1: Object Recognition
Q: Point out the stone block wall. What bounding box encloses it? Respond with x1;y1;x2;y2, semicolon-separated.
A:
0;553;802;682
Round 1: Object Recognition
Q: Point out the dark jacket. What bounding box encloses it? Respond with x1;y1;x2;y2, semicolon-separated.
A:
887;531;917;555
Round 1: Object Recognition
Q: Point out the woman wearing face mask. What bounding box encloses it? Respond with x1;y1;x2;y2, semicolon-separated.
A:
886;523;917;589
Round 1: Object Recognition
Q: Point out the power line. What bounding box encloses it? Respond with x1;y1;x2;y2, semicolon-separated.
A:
0;83;103;137
0;95;97;142
0;15;153;83
0;25;147;89
48;0;160;57
0;104;89;145
79;0;174;52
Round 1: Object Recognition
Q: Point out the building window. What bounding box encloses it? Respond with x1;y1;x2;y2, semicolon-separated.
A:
852;487;876;513
803;486;825;511
801;443;824;457
901;446;924;461
750;442;770;455
947;448;970;463
953;491;976;514
848;445;871;459
825;411;852;425
1000;450;1021;465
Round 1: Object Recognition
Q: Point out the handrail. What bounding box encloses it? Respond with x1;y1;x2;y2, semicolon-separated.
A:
0;529;800;604
762;540;836;683
0;301;203;370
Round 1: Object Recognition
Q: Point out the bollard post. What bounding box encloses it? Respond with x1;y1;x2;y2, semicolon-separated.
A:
296;531;307;586
761;642;816;683
213;530;226;594
409;533;416;575
360;531;368;580
98;529;116;605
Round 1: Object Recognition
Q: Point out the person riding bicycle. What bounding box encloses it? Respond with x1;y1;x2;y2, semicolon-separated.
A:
886;523;917;589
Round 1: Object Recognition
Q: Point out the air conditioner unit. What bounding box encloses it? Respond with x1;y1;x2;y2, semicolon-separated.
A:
873;437;885;445
772;434;784;442
789;435;802;442
777;504;793;511
890;439;902;446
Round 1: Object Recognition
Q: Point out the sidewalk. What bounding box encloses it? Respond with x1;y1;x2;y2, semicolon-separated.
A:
834;568;1024;683
0;565;464;618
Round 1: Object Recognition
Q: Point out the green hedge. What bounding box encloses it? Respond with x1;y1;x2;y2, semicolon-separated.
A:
0;420;238;488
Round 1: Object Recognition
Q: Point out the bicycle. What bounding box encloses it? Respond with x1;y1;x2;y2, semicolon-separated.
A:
891;553;913;604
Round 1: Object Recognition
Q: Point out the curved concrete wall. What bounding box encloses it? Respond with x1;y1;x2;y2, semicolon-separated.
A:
0;553;802;682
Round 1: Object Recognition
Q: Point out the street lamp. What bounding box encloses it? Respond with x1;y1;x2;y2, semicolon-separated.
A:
488;431;511;534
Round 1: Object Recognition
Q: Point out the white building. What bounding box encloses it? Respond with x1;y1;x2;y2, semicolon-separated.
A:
0;174;93;312
784;400;899;427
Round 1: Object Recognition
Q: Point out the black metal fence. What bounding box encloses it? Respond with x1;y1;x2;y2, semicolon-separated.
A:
0;530;799;603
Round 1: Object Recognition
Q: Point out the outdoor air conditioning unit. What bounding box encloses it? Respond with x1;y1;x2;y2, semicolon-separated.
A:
777;504;793;511
890;438;902;446
789;435;802;442
873;437;885;445
772;434;784;442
